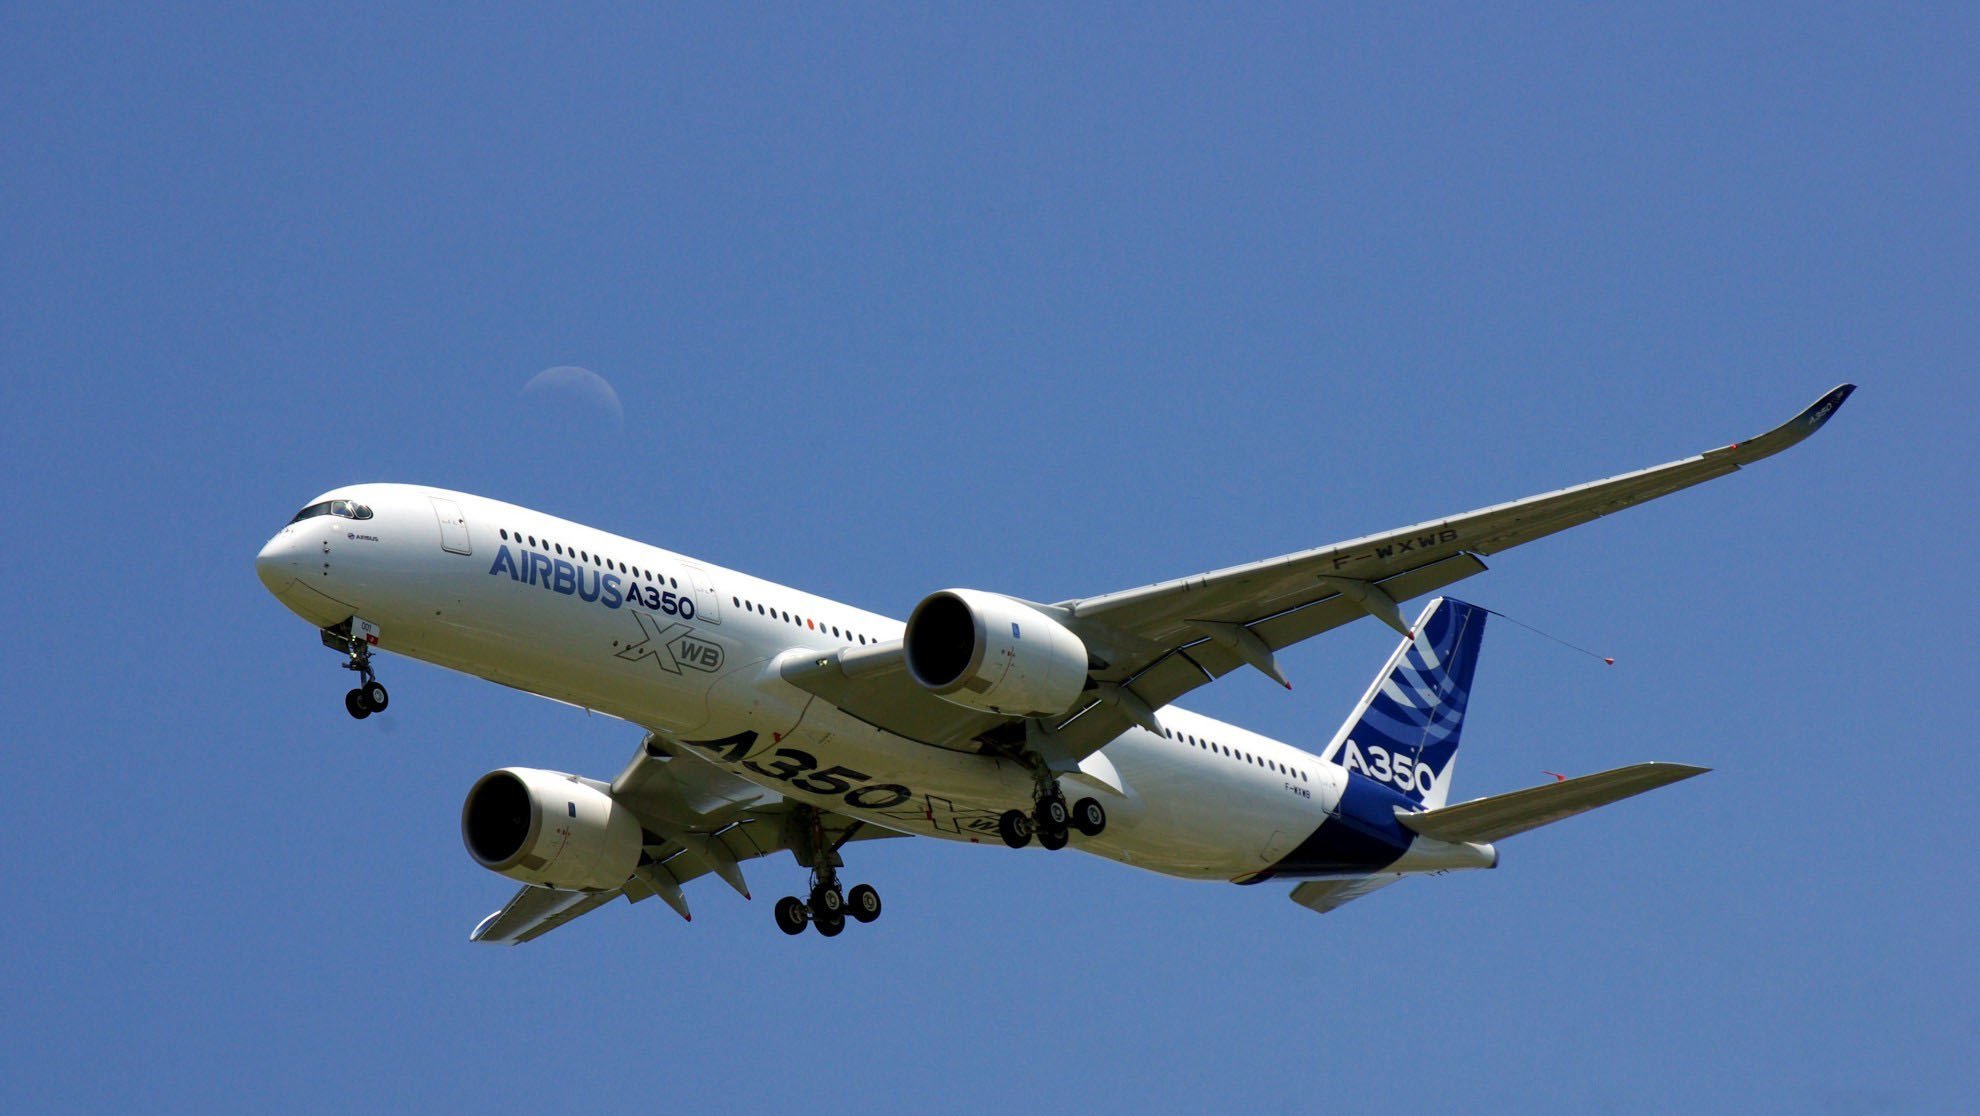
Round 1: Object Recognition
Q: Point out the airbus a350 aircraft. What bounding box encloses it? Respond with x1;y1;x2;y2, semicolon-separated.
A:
256;386;1852;942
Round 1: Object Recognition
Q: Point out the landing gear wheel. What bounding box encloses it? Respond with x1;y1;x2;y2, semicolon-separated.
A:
1072;797;1107;837
774;896;808;935
1037;824;1070;851
363;681;389;712
811;883;844;916
998;809;1034;849
847;884;882;923
344;689;371;719
813;911;846;937
1037;796;1069;830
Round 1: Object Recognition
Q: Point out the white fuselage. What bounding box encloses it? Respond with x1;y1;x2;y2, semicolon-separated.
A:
257;483;1381;884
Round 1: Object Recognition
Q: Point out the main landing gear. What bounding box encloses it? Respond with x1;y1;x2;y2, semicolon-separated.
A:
323;619;389;720
773;874;882;938
774;806;882;938
997;761;1107;851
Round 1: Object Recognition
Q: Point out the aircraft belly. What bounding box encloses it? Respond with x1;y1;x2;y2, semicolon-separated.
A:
378;543;1336;884
668;691;1320;881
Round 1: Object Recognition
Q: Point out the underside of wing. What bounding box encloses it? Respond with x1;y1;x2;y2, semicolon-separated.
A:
1063;384;1853;655
781;386;1853;761
468;734;902;944
471;885;620;945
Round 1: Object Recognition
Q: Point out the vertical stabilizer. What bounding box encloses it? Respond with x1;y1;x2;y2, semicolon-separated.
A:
1319;597;1488;809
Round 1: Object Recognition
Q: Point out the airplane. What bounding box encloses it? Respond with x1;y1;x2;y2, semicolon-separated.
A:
255;384;1853;941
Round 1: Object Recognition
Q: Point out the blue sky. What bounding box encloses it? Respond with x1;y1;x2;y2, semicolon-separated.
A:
3;6;1974;1113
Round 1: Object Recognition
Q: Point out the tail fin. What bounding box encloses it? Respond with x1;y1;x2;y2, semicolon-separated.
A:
1320;596;1487;809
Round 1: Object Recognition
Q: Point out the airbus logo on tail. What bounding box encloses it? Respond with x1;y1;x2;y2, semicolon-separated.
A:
1341;739;1438;797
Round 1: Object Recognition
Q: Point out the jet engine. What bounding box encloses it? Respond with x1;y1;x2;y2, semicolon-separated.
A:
903;588;1089;716
461;767;642;892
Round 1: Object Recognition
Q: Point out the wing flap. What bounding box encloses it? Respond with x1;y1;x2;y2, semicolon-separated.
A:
1042;553;1491;759
1395;762;1709;844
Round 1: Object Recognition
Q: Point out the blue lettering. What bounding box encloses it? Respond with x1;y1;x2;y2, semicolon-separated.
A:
529;552;553;586
643;585;663;610
488;545;520;580
576;567;600;603
553;559;578;595
601;573;623;609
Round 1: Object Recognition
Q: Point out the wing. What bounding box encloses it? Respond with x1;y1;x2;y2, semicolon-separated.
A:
469;733;903;945
471;886;620;945
784;385;1854;758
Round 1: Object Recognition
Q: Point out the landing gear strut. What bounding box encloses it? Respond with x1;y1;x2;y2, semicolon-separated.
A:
998;749;1107;850
773;806;882;938
323;619;388;719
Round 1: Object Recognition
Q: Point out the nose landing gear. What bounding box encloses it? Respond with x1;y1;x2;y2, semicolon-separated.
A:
322;619;389;719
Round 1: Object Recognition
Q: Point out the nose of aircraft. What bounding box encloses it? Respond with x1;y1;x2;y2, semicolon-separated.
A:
256;531;302;596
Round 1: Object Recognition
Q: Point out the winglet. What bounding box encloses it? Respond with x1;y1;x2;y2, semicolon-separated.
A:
1719;383;1855;465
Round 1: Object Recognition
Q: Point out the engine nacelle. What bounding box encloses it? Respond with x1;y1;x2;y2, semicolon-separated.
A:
461;767;642;892
904;588;1089;716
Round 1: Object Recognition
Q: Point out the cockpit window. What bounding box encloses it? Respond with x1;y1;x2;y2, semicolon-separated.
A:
289;499;374;524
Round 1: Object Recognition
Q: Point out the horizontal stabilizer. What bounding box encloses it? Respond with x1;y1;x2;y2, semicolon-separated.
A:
1289;874;1404;916
1395;762;1708;845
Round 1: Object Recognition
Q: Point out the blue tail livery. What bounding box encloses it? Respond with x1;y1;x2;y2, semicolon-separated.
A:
1320;596;1487;810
